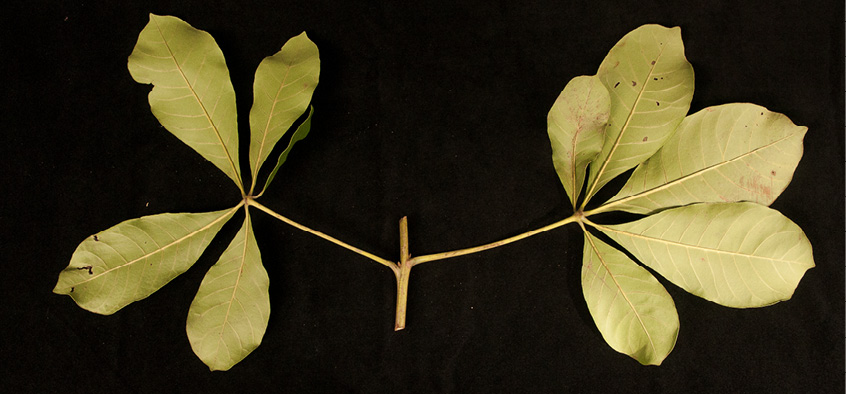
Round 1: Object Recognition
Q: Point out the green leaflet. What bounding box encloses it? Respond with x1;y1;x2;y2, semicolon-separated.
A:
584;25;694;204
547;76;610;208
53;207;239;314
128;14;242;190
260;106;314;196
249;33;320;194
582;232;678;365
594;202;814;308
187;211;269;371
603;104;807;214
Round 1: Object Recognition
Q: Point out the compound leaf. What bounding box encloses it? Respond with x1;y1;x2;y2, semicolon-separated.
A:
584;24;694;203
187;211;269;371
259;106;314;196
604;104;807;214
53;206;239;314
249;33;319;193
548;75;610;208
595;202;814;308
128;14;242;189
582;231;678;365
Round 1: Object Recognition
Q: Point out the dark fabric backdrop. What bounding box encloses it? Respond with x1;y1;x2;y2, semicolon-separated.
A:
3;1;843;392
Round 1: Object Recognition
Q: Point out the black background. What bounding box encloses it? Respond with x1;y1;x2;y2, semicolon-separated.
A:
3;1;844;393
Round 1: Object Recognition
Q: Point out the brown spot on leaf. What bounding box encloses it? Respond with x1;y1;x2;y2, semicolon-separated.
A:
77;266;94;275
642;136;649;142
739;175;773;202
70;287;74;293
93;235;99;242
653;77;658;81
651;60;656;65
631;81;637;87
771;170;777;176
614;82;620;88
656;101;660;106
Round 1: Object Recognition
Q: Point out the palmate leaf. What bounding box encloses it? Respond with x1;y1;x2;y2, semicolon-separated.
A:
605;104;807;214
249;33;320;194
547;76;610;208
128;14;242;189
582;231;678;365
187;211;269;371
584;24;694;203
594;202;814;308
53;207;239;314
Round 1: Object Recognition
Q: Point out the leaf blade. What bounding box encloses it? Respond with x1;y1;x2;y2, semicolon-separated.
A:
582;231;679;365
53;207;239;314
249;32;320;193
128;14;242;189
604;104;807;214
187;211;269;371
259;106;314;196
595;202;814;307
584;24;694;203
547;75;610;208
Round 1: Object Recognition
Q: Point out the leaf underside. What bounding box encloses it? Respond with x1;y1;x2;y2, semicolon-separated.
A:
187;212;269;371
53;207;238;314
128;14;242;188
582;232;678;365
606;103;807;214
54;17;814;372
597;202;814;308
249;33;320;193
548;75;610;208
585;24;694;203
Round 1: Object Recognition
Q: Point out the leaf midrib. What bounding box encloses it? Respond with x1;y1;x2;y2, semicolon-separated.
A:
568;82;596;206
597;223;805;265
584;233;657;355
604;130;802;211
68;206;240;287
153;16;242;189
251;60;294;193
585;39;667;202
214;212;254;362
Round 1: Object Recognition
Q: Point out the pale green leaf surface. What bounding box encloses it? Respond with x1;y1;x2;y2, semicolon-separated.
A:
53;207;239;314
585;24;694;202
260;106;314;196
582;232;678;365
596;202;814;307
187;212;269;371
605;104;807;214
547;75;610;208
249;33;319;192
128;14;242;188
